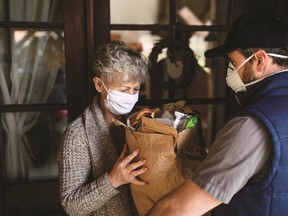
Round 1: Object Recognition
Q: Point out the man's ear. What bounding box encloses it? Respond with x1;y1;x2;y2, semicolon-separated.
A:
254;50;267;73
93;76;102;93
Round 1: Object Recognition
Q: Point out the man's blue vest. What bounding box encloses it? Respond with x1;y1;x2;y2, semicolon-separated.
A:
214;71;288;216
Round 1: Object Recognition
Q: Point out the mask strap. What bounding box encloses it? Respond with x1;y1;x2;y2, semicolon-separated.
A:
267;53;288;58
236;54;255;72
100;79;109;93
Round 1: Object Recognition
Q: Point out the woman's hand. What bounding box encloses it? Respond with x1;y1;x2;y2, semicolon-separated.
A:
108;144;148;188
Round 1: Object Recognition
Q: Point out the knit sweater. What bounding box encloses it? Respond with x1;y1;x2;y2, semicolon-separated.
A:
57;95;134;216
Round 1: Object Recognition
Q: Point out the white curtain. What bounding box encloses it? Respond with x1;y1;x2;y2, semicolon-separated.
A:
0;0;62;178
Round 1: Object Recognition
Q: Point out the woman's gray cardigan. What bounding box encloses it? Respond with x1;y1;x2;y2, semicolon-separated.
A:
57;96;134;216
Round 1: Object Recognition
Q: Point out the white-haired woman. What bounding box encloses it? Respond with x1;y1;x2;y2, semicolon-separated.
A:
58;42;150;216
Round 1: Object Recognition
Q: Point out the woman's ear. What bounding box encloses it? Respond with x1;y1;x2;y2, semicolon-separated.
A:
93;76;102;93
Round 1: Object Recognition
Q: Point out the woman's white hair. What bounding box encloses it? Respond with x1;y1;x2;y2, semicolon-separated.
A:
93;41;150;84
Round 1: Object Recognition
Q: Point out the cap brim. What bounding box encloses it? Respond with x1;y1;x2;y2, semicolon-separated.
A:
204;45;235;58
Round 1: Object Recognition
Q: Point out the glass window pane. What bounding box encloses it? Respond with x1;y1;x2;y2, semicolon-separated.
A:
0;0;63;22
186;104;226;148
112;30;228;100
0;29;66;105
111;30;162;57
176;0;230;25
110;0;230;25
205;31;229;97
1;110;67;180
110;0;168;24
0;0;6;20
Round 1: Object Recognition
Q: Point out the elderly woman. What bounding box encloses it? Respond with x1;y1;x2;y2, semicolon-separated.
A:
58;42;150;216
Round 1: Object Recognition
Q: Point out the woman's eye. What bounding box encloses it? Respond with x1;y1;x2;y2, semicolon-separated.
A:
120;89;129;93
119;87;140;94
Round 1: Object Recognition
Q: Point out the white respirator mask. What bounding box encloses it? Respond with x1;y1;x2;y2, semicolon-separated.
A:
226;53;288;93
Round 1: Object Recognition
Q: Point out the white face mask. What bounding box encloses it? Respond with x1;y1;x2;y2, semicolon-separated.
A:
226;54;254;93
226;53;288;93
101;80;139;115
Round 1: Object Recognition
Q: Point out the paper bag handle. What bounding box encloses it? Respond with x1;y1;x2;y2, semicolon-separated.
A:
112;118;127;128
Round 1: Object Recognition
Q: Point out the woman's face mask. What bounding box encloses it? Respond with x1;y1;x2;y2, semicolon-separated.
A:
101;80;139;115
226;52;288;93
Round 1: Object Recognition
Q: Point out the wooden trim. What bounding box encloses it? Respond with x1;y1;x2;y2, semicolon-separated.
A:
110;24;230;32
169;0;176;25
1;0;10;214
4;180;64;215
0;104;67;113
63;0;89;122
93;0;110;48
88;0;111;101
137;98;227;107
86;0;97;103
0;138;5;216
0;21;63;29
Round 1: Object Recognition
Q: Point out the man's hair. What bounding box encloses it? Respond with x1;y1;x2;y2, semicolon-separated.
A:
239;48;288;67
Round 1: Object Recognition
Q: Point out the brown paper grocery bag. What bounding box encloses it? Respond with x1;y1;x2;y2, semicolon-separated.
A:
127;130;185;215
113;115;206;216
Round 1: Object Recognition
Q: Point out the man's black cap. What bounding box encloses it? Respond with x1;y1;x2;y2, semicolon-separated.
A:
205;8;288;58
